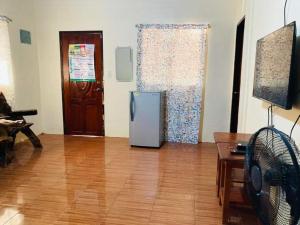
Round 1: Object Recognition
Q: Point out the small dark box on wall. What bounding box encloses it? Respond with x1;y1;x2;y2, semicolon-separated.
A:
20;29;31;44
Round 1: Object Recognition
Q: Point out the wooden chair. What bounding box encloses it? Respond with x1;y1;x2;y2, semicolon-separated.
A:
0;92;42;166
0;136;13;166
0;92;42;149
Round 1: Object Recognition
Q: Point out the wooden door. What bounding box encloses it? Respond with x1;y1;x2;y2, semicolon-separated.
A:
230;18;245;133
60;31;104;136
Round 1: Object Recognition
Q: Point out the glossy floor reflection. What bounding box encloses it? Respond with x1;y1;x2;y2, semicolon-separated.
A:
0;135;252;225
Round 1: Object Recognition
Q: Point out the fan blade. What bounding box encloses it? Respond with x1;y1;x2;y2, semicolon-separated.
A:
258;191;275;225
247;127;300;225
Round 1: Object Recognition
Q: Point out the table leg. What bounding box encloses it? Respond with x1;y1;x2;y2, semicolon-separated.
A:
219;160;225;205
222;161;232;225
216;153;220;184
216;154;220;196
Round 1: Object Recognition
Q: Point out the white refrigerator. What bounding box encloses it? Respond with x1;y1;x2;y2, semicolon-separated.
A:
129;91;165;148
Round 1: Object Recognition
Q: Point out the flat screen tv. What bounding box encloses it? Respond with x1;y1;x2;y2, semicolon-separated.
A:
253;21;296;110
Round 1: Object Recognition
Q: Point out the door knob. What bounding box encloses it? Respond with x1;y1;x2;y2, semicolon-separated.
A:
94;87;102;92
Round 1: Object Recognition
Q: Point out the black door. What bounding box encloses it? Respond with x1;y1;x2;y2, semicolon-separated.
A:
230;18;245;133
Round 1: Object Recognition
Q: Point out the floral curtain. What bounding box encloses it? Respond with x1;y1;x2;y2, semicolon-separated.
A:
136;24;208;144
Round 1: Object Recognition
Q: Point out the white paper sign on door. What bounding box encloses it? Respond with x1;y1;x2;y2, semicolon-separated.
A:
69;44;96;82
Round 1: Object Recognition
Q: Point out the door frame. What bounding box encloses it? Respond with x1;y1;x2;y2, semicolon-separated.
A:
230;17;245;133
59;30;104;135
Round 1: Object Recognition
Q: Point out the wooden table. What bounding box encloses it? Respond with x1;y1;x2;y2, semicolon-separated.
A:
217;142;248;224
214;132;252;144
214;132;251;196
214;132;252;224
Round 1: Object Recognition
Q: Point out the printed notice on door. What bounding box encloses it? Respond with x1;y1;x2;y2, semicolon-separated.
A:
69;44;96;82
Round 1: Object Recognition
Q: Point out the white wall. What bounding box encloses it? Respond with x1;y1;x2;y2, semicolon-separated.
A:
239;0;300;145
0;0;42;135
33;0;241;142
236;0;246;22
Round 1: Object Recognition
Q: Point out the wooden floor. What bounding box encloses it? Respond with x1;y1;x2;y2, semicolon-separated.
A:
0;135;253;225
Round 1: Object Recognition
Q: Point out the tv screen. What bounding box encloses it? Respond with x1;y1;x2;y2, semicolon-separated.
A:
253;21;296;109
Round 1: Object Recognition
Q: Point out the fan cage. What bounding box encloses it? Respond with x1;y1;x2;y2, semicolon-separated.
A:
246;127;300;225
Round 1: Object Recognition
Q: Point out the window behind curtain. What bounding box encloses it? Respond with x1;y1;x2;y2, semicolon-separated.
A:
136;24;208;144
0;20;14;105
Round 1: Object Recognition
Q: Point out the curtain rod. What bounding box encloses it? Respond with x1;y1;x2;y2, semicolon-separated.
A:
0;15;12;23
136;24;211;29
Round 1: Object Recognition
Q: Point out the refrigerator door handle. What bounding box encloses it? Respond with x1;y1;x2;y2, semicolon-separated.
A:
130;92;135;121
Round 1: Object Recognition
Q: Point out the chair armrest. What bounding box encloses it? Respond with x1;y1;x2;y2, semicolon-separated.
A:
0;116;10;119
10;110;38;117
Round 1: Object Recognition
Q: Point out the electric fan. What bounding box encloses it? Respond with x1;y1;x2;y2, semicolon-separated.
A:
245;127;300;225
